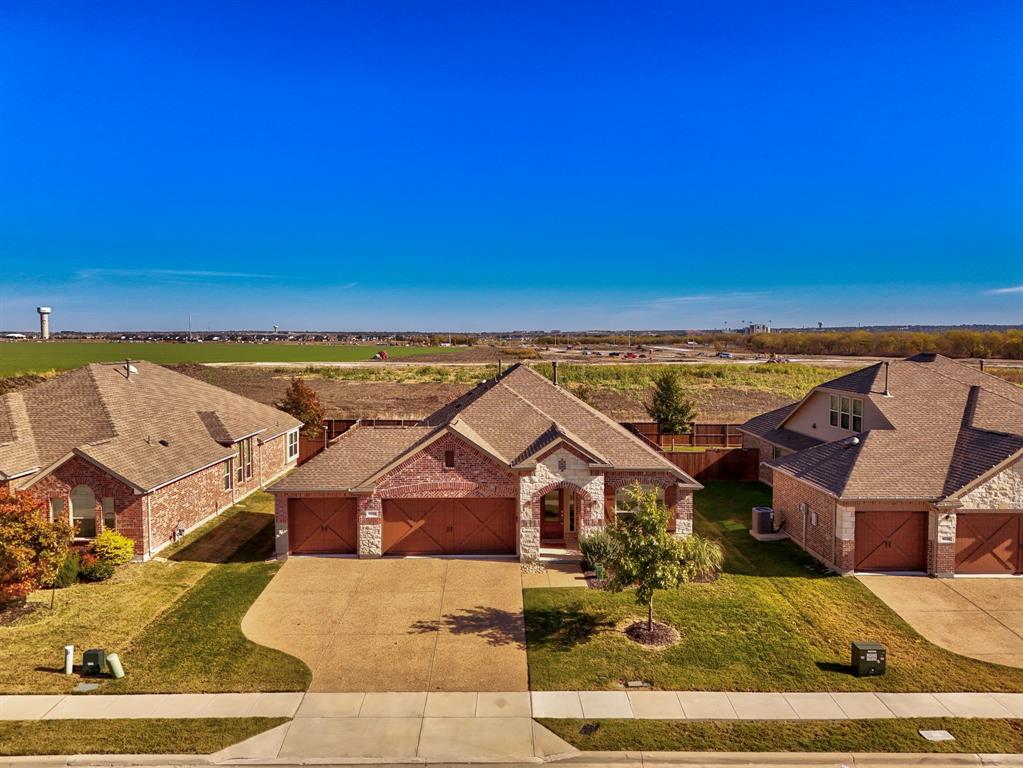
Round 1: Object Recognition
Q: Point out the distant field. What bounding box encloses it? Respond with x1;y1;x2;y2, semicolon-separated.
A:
0;342;454;377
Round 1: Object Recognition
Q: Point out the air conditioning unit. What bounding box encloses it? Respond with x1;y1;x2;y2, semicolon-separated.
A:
752;506;774;535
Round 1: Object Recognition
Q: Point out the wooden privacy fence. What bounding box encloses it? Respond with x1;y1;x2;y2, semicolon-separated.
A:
660;448;760;482
625;422;744;449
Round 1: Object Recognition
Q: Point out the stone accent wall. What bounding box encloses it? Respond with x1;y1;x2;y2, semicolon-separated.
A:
518;446;605;562
358;496;383;557
772;471;840;569
959;458;1023;510
741;433;785;485
30;455;143;549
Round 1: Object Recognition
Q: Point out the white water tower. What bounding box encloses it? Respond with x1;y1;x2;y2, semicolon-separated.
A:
37;307;51;340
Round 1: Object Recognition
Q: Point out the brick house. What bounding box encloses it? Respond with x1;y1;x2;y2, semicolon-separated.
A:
269;364;702;561
0;362;301;558
739;353;1023;576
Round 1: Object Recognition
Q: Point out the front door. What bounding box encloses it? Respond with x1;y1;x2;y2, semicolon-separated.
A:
541;491;564;542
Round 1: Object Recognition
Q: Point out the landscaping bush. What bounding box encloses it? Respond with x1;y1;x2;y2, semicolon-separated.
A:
0;492;73;606
53;551;81;588
90;530;135;567
77;553;116;582
579;530;617;572
678;533;725;582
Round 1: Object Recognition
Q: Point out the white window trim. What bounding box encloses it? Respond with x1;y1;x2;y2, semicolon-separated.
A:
286;429;299;461
829;394;863;433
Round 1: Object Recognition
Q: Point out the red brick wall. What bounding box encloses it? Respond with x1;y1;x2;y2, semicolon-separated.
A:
29;455;143;549
260;432;293;486
372;433;518;499
147;458;236;555
772;471;839;567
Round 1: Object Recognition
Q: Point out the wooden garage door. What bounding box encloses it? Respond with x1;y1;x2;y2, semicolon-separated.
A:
382;498;516;555
956;513;1023;575
855;511;927;572
288;497;358;554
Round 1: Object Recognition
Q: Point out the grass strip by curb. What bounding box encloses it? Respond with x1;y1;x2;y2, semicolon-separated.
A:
540;719;1023;752
539;718;1023;754
0;717;288;756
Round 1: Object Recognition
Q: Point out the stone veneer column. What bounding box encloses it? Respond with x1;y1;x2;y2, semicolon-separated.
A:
833;503;856;573
274;494;289;559
930;505;958;577
358;497;383;557
673;486;693;537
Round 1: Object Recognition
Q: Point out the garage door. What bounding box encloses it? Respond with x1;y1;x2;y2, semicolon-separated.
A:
382;498;516;555
855;511;927;572
956;513;1022;575
288;497;358;554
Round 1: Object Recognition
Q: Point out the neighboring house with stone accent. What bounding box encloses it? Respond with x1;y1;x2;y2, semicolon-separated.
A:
268;363;702;562
0;361;301;558
739;353;1023;576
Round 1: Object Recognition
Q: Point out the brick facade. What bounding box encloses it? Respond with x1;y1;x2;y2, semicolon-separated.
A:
772;471;842;569
32;431;297;558
272;438;694;562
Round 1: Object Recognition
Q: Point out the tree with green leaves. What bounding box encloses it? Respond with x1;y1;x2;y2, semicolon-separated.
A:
603;484;722;632
646;369;696;434
278;378;326;438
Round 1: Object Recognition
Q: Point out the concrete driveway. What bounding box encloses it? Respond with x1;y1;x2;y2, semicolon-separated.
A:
242;557;528;692
859;575;1023;668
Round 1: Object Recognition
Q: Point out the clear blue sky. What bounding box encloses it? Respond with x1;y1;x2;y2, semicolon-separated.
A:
1;0;1021;332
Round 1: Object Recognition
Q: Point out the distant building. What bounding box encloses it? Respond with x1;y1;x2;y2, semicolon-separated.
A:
744;323;770;335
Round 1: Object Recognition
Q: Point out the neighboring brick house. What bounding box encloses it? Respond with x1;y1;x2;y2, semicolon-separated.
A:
739;353;1023;576
269;364;702;562
0;362;301;558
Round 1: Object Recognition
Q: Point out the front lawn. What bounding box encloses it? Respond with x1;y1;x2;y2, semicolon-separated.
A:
0;492;309;694
0;718;287;756
524;482;1023;692
540;718;1023;753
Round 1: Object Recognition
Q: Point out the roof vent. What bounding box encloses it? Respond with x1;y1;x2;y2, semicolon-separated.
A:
847;436;860;447
158;439;170;447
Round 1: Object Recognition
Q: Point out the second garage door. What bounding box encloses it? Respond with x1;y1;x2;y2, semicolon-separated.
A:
956;513;1022;575
855;511;927;572
382;498;516;555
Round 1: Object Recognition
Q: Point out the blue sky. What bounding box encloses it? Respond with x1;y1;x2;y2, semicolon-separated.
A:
1;0;1021;332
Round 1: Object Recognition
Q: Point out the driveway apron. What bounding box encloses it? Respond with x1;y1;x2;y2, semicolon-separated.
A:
242;556;528;692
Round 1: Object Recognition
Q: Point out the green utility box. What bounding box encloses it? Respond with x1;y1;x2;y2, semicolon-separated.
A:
851;641;886;677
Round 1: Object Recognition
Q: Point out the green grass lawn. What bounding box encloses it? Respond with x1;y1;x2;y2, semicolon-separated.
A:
0;492;309;694
0;718;287;756
540;718;1023;753
524;482;1023;692
0;341;453;376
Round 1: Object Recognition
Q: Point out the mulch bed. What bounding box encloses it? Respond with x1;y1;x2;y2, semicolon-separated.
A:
624;619;681;647
0;601;40;627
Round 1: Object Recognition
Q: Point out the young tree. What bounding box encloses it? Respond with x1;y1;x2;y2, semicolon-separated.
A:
278;378;326;438
0;492;74;607
646;369;696;435
603;484;722;632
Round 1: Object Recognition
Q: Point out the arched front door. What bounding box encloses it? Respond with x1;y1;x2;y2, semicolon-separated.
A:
541;489;577;543
70;485;97;538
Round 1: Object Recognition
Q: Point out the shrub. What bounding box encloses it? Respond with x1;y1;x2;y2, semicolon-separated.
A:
78;553;116;582
678;534;725;582
0;492;74;606
90;530;135;566
579;530;617;572
54;551;81;588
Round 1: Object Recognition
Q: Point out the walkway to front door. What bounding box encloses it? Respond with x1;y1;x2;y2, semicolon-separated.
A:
540;488;579;544
242;557;528;692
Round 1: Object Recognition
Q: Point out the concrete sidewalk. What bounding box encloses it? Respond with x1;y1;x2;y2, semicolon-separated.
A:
4;690;1023;721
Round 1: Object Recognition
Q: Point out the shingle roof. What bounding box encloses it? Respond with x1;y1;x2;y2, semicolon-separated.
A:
767;354;1023;501
2;362;301;489
270;363;700;493
738;402;825;452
